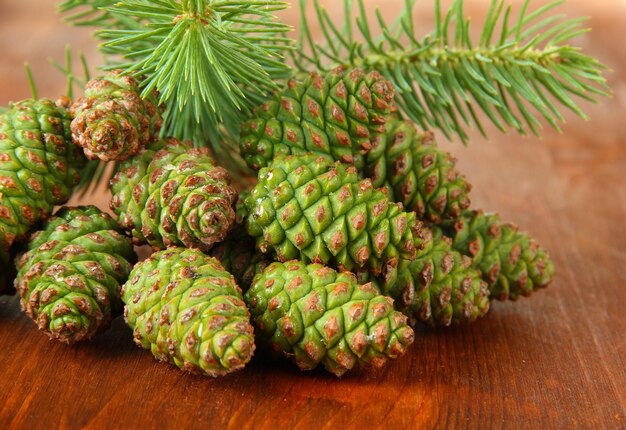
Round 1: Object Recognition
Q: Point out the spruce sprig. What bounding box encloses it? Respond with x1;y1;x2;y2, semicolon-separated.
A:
60;0;294;146
293;0;610;142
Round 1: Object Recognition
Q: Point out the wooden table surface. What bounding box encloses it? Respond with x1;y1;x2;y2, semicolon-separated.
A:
0;1;625;428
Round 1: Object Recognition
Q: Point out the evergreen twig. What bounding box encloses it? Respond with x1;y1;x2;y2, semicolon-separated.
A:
59;0;294;148
294;0;610;142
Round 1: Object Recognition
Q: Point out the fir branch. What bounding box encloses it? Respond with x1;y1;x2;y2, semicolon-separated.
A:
294;0;610;142
60;0;294;150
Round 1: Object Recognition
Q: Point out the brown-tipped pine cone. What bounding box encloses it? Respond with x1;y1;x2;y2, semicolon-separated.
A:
71;70;162;161
359;221;490;327
110;138;237;251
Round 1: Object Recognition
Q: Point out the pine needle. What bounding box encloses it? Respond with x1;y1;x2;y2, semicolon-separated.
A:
24;63;38;100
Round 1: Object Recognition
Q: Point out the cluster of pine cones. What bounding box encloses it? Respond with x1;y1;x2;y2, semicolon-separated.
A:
0;68;554;378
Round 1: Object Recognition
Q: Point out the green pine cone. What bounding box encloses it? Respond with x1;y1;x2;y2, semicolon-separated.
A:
240;68;395;171
15;206;136;343
0;97;86;255
110;138;237;251
245;261;414;376
438;210;555;300
366;118;471;223
245;154;417;283
71;70;162;162
209;228;271;292
359;221;489;327
122;247;255;377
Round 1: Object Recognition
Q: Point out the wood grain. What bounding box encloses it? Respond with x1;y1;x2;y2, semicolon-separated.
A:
0;1;625;428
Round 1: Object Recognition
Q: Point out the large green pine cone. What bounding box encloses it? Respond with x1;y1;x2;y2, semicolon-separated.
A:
71;70;162;162
366;118;471;223
209;228;271;292
245;261;414;376
0;97;85;255
110;138;237;251
15;206;136;343
245;154;417;283
240;68;395;171
360;221;490;327
122;247;255;377
439;210;555;300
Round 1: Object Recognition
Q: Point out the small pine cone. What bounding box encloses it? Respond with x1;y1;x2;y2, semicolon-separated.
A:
0;98;86;253
240;68;395;171
359;221;490;327
122;247;255;377
244;154;417;283
15;206;136;343
110;138;237;251
71;70;162;162
209;228;271;292
439;210;555;300
245;261;414;377
366;118;471;223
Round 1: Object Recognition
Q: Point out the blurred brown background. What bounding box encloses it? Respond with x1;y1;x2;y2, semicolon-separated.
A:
0;1;625;428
